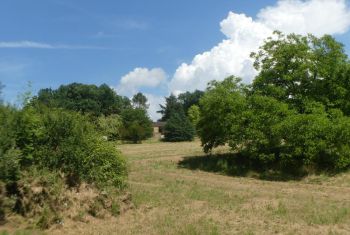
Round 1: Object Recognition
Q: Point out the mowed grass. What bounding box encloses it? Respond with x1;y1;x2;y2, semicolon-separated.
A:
3;141;350;235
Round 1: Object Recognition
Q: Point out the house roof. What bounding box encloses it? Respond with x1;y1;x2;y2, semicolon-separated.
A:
153;121;166;127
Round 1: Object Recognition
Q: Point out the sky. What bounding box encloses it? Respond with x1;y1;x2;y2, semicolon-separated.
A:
1;0;350;120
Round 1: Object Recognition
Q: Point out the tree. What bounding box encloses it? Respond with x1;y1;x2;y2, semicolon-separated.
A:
251;31;350;114
0;82;4;104
198;76;248;152
132;92;149;109
34;83;131;117
198;33;350;172
187;105;200;128
178;90;204;114
163;112;195;142
158;94;184;121
120;108;153;143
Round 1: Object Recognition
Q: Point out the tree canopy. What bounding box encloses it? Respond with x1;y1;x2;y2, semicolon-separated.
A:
132;92;149;110
158;94;184;121
34;83;131;117
120;108;153;143
251;31;350;114
164;112;195;142
198;32;350;172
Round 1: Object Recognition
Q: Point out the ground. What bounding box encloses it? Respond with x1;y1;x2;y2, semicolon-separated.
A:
2;140;350;234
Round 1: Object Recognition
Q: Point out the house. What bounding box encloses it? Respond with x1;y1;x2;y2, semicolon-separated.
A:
153;121;166;136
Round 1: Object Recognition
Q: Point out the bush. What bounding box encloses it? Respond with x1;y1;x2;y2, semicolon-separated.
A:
0;105;17;153
0;104;127;188
97;114;122;141
0;149;21;184
198;76;350;173
32;106;127;187
164;112;195;142
0;103;128;228
276;111;350;171
121;108;153;143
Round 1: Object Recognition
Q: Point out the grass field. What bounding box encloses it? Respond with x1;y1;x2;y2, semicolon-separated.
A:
2;140;350;234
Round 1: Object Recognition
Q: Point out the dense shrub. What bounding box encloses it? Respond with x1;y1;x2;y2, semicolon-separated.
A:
0;102;128;227
97;114;122;141
276;110;350;170
0;105;127;188
198;76;350;172
0;106;22;184
36;106;126;187
121;108;153;143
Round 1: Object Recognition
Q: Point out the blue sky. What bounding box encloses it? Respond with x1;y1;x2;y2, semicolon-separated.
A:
1;0;350;119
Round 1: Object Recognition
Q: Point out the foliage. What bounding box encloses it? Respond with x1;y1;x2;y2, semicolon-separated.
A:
0;105;21;183
34;83;131;117
97;114;122;141
0;149;21;184
0;81;4;104
132;92;149;110
198;70;350;171
198;76;248;153
0;99;128;227
187;105;200;128
158;94;184;121
275;109;350;170
178;90;204;114
121;108;153;143
251;31;350;114
158;91;204;122
0;104;127;188
164;112;195;142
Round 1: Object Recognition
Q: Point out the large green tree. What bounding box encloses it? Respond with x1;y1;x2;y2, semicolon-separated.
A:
251;31;350;114
158;94;184;121
198;32;350;171
35;83;131;117
198;76;248;152
178;90;204;114
132;92;149;110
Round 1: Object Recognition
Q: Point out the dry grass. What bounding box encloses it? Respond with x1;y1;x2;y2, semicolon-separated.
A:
2;140;350;235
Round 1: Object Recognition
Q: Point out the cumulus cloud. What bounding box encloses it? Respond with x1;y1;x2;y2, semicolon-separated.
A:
258;0;350;36
116;67;167;95
169;0;350;93
115;68;167;120
0;41;107;50
116;0;350;120
144;93;165;121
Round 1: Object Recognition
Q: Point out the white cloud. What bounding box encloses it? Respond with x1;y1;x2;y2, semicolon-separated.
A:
116;0;350;120
0;41;107;50
169;0;350;93
144;93;165;121
0;41;54;49
258;0;350;36
116;67;167;96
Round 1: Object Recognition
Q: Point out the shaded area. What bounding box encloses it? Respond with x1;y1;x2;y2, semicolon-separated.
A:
178;153;309;182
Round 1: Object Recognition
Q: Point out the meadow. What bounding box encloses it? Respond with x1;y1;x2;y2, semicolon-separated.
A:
1;140;350;234
25;140;350;235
